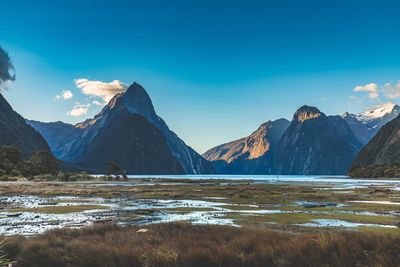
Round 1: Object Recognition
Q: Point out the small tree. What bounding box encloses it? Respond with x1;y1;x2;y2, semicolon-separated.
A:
106;161;124;180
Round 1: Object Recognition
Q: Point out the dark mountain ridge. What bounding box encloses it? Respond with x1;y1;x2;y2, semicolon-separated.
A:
349;112;400;177
0;93;51;157
275;106;362;175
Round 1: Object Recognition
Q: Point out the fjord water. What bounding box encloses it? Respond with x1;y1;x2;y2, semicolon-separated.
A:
126;174;400;186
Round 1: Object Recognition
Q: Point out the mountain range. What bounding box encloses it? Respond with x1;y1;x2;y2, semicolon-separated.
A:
204;103;400;175
2;79;400;176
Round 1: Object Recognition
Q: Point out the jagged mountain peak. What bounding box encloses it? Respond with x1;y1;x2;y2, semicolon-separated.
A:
342;102;400;145
355;102;400;122
124;82;149;98
74;82;156;129
342;111;351;117
294;105;323;123
122;82;157;121
256;120;273;131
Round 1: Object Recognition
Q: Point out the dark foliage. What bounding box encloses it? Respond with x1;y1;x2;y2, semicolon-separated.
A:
0;146;58;177
106;161;127;180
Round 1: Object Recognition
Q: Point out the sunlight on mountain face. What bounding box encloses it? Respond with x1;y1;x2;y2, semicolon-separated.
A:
295;106;322;123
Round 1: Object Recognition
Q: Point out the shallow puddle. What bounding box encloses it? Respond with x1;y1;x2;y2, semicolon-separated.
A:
297;219;398;229
350;200;400;205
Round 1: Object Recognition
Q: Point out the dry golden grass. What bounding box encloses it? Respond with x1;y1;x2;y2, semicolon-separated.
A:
3;223;400;267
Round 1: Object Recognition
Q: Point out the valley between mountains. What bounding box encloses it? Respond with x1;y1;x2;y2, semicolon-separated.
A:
2;80;399;177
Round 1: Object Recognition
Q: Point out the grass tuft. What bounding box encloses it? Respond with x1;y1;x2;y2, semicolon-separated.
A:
4;223;400;267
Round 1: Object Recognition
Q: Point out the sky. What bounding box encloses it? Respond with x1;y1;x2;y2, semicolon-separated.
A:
1;0;400;153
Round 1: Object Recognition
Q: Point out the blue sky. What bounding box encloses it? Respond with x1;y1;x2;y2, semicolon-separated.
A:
1;0;400;153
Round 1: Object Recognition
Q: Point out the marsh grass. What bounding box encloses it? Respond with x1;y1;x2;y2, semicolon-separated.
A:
4;223;400;267
0;239;12;267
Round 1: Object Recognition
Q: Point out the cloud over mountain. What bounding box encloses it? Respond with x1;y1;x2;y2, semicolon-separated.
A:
382;81;400;99
75;79;127;102
353;81;400;101
67;103;90;117
353;83;379;99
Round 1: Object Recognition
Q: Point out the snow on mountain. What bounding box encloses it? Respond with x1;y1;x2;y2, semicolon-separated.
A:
354;103;400;122
342;102;400;145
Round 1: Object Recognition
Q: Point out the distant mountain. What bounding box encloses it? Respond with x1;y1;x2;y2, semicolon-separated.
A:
348;112;400;177
203;119;289;174
27;120;82;159
0;93;51;157
32;83;213;174
276;106;362;175
342;103;400;144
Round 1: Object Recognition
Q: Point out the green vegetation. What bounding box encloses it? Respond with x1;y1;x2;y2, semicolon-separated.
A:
0;146;58;179
349;163;400;178
0;145;131;182
0;239;12;267
3;223;400;267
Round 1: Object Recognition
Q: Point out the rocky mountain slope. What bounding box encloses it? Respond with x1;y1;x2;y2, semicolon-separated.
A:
275;106;362;175
205;105;364;175
0;93;51;157
32;83;213;174
348;112;400;177
342;103;400;144
74;111;184;174
203;119;289;174
27;120;82;159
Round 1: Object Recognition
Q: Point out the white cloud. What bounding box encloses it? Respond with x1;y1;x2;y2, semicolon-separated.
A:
382;81;400;99
92;100;107;106
67;104;90;117
75;78;127;103
354;83;378;93
353;81;400;101
353;83;380;100
55;90;73;100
